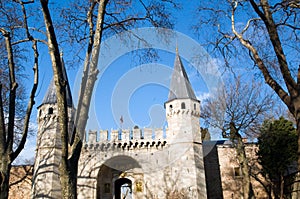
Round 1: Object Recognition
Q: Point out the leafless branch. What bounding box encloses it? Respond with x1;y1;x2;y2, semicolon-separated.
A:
9;165;32;187
12;39;38;161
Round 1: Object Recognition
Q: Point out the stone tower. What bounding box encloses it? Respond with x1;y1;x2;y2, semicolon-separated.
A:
164;49;207;198
32;58;74;198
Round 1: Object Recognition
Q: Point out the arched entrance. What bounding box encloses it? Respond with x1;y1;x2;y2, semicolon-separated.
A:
96;155;144;199
115;178;132;199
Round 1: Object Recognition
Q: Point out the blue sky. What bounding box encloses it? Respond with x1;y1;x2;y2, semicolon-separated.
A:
16;1;225;163
92;49;209;130
69;27;223;131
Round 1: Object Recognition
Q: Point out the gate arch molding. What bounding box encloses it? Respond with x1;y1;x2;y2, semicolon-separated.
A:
96;155;144;199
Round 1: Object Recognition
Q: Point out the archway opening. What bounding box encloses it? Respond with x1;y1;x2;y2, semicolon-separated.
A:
96;155;143;199
115;178;132;199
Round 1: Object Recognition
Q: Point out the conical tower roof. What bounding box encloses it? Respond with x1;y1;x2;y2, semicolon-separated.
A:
167;50;198;102
40;57;73;107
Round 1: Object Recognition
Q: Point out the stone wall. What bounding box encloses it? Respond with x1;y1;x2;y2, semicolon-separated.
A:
203;141;224;199
217;143;269;199
9;165;32;199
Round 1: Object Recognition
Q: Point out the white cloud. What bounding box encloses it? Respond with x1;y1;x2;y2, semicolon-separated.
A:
196;92;210;101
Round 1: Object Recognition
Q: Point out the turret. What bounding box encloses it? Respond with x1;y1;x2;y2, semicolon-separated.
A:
32;56;74;198
164;49;201;143
163;49;207;198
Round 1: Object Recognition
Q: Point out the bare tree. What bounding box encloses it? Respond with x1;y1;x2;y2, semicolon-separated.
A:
197;1;300;197
202;76;273;199
39;0;177;198
0;1;39;198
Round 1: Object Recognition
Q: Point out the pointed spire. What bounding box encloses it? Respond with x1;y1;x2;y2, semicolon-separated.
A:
40;56;73;107
167;49;198;101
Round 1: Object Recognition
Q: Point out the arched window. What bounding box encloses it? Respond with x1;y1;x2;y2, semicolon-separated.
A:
181;102;186;109
194;104;196;110
48;107;53;114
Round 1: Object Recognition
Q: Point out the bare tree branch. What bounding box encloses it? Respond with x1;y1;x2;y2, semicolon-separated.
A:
12;40;38;161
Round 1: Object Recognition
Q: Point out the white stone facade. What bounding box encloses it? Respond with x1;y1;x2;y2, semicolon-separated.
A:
76;97;206;199
32;100;207;199
32;52;208;199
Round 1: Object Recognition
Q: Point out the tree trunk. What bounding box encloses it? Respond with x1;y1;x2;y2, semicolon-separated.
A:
292;117;300;199
0;3;37;199
230;122;255;199
39;0;74;198
0;28;15;199
268;184;273;199
292;173;300;199
0;155;11;199
280;174;284;199
224;0;300;197
0;84;8;199
59;161;78;199
235;136;255;199
75;0;108;140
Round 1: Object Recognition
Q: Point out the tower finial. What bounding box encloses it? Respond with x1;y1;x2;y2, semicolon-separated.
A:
176;42;178;54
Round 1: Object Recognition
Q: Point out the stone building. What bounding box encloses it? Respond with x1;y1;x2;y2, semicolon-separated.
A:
10;143;268;199
8;166;32;199
203;141;268;199
28;51;268;199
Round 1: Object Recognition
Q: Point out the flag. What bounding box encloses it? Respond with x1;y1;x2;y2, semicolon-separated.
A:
120;116;123;124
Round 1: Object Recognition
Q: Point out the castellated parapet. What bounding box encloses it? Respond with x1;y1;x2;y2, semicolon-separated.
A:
84;127;168;151
83;102;201;151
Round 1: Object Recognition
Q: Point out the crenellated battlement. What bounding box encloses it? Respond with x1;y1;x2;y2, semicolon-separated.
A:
84;127;168;150
166;109;200;117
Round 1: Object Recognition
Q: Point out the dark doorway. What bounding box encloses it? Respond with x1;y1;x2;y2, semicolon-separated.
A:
115;178;132;199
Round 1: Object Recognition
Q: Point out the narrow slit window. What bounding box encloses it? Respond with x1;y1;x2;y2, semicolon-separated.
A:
234;166;242;177
169;104;173;112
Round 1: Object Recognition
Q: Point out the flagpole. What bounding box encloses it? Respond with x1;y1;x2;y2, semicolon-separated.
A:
120;115;123;130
